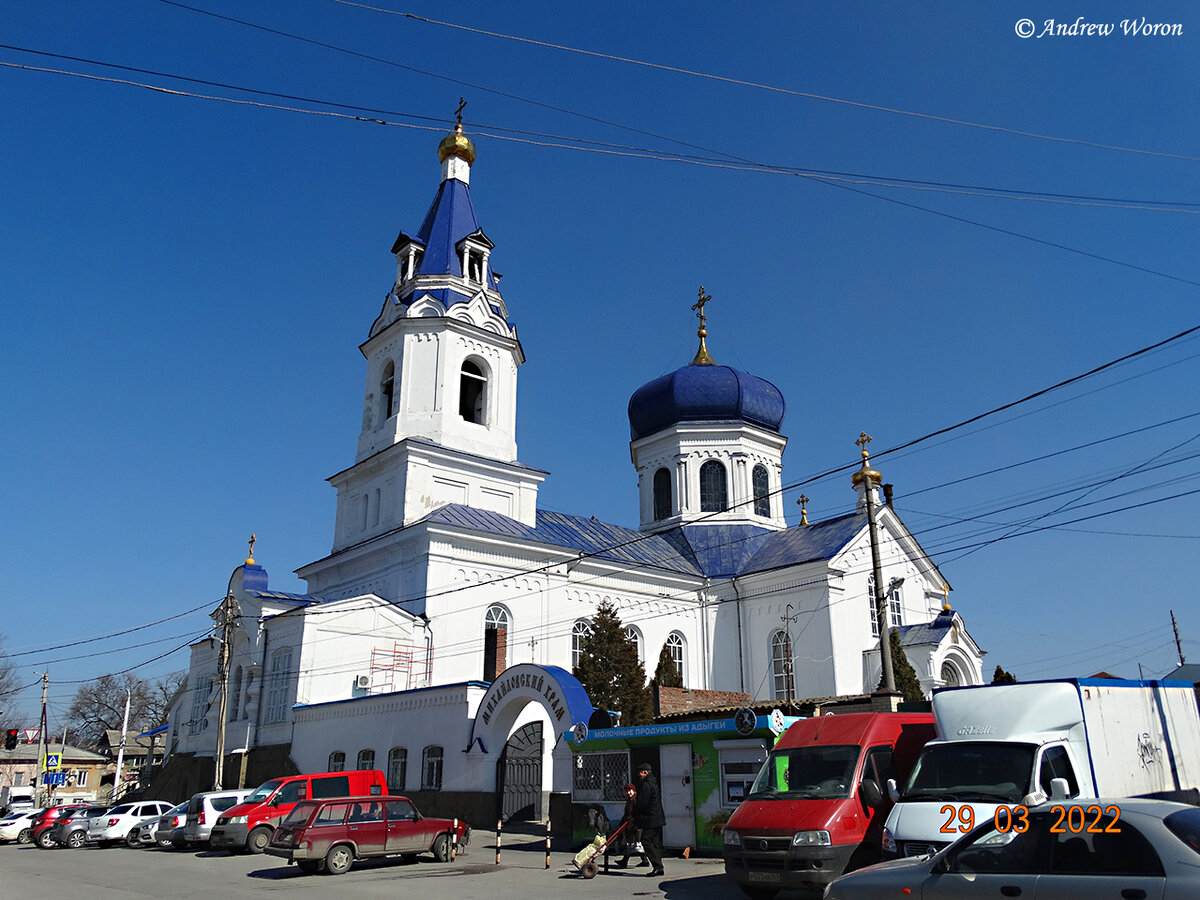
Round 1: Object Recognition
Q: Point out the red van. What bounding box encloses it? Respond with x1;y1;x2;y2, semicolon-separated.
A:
722;712;935;896
210;769;387;853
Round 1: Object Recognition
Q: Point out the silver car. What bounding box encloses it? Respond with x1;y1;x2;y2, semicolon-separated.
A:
183;789;251;845
824;797;1200;899
52;806;110;849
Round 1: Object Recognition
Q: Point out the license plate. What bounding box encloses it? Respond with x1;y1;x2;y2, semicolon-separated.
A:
748;872;780;884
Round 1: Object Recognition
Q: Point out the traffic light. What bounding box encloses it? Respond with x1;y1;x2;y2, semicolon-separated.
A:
4;729;17;750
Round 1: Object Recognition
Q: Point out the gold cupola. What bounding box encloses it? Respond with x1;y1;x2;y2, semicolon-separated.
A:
438;122;476;166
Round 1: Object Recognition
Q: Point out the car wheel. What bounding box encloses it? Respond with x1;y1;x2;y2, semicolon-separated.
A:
67;831;86;849
17;828;32;844
36;829;57;849
247;826;273;854
297;860;321;875
324;843;354;876
126;831;142;848
432;833;451;862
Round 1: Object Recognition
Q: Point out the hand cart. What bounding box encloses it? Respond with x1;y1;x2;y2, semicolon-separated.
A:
572;821;628;879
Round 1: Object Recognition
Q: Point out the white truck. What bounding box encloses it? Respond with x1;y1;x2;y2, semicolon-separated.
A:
882;677;1200;859
0;785;35;813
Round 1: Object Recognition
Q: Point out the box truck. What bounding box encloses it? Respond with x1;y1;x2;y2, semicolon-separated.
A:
882;678;1200;860
722;712;936;896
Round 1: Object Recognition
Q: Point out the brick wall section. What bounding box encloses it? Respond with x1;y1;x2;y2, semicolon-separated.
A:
656;687;751;716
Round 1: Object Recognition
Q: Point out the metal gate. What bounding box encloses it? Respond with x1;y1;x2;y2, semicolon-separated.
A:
498;721;543;822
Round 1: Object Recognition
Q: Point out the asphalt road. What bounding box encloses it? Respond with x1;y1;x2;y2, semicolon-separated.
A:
3;832;737;900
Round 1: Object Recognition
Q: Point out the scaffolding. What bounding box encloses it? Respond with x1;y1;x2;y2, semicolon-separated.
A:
368;641;432;694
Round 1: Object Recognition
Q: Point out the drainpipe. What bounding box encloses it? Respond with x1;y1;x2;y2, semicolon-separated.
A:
699;578;711;691
731;577;746;694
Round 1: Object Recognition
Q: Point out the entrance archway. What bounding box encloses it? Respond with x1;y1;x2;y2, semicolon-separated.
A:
497;721;542;822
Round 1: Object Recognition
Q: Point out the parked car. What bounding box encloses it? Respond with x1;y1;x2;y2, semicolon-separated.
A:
0;809;43;844
125;809;170;848
266;795;469;875
52;806;111;849
139;801;187;849
184;789;251;846
85;800;174;846
33;804;91;848
825;797;1200;899
212;770;387;854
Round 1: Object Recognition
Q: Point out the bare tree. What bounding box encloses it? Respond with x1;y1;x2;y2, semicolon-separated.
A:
0;637;24;731
66;673;157;748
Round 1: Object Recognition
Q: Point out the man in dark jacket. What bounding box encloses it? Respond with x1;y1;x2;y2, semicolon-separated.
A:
633;762;666;876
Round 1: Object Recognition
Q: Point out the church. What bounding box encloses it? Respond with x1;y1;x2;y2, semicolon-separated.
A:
163;120;984;822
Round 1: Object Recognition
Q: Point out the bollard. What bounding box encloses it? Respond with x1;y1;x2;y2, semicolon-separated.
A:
545;818;551;869
496;817;502;865
451;818;458;861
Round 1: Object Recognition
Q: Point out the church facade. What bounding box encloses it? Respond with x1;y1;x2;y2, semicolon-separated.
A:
165;123;983;820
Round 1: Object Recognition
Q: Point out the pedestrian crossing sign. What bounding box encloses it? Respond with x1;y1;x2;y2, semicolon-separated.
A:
45;752;61;770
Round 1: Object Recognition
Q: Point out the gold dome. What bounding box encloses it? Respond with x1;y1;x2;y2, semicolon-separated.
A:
850;466;882;486
438;123;476;166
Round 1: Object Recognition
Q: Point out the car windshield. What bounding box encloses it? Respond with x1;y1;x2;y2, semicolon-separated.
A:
903;742;1035;803
1164;807;1200;857
282;802;319;826
244;780;284;804
747;744;861;799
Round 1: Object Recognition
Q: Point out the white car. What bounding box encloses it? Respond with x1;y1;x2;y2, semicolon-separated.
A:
0;809;42;844
86;801;173;846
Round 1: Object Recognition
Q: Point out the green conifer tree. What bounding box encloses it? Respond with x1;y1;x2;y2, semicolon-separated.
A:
879;628;925;703
991;665;1017;684
573;599;653;725
653;644;683;689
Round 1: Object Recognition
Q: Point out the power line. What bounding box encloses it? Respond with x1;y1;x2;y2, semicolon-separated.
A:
342;1;1200;163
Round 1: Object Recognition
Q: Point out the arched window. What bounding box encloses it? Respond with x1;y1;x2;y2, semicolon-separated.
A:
653;467;672;521
380;360;395;421
421;746;443;790
264;648;292;724
770;631;792;701
572;619;592;671
357;749;375;771
699;460;728;512
625;626;643;664
328;751;346;772
387;747;407;791
941;662;960;687
752;465;770;517
459;359;487;424
228;666;242;722
189;675;212;735
484;604;510;682
666;632;686;685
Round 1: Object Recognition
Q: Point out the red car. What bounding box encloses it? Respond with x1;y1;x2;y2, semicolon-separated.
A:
32;803;92;849
266;795;469;875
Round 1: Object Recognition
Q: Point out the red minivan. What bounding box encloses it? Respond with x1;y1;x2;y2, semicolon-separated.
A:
722;712;935;897
210;769;388;853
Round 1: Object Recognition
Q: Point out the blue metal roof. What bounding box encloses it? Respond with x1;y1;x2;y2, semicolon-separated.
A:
422;504;863;580
246;590;320;605
403;178;500;291
628;363;786;440
897;608;956;645
739;513;864;575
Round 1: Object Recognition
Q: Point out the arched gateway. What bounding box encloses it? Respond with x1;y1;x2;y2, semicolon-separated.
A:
468;665;594;822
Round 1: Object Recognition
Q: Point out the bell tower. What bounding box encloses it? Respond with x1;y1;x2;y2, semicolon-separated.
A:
326;119;544;552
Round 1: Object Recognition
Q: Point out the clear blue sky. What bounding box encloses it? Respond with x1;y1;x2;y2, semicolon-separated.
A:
2;1;1197;731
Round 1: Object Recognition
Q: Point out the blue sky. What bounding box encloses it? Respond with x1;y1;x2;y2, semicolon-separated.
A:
2;1;1197;730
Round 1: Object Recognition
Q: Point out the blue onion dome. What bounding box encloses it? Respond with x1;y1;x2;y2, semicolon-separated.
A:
628;363;786;440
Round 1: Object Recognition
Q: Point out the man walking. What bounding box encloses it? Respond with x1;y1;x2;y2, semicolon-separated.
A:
633;762;665;877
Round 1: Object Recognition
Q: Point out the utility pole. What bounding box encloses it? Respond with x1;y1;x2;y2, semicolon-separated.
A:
781;605;800;708
1172;610;1186;667
855;433;896;694
111;689;131;802
213;588;241;791
33;673;48;808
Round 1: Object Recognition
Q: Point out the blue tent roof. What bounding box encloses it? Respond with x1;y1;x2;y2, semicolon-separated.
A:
394;177;501;295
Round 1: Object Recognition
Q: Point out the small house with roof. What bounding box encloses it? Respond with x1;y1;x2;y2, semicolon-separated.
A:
163;123;984;831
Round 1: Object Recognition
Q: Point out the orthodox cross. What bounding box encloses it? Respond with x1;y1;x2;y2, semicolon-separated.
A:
455;97;467;125
856;431;872;455
691;287;711;332
247;533;256;564
797;494;810;526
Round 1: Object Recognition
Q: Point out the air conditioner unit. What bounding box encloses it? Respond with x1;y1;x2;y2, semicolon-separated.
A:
354;674;371;690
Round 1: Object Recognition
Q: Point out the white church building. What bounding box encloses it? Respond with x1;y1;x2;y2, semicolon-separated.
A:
164;122;984;821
